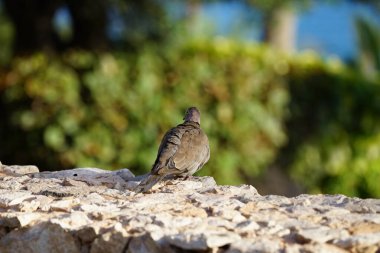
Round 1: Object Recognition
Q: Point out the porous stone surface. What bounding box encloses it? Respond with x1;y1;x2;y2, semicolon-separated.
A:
0;162;380;253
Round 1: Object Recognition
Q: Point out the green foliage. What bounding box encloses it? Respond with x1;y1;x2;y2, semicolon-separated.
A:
355;15;380;78
0;6;13;65
0;40;289;185
1;40;380;198
246;0;311;11
286;54;380;197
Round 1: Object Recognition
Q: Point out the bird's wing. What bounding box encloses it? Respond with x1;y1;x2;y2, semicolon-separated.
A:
151;126;185;175
194;139;210;173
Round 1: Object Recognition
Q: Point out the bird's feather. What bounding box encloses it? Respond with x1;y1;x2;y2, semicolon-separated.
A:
133;107;210;193
134;174;165;193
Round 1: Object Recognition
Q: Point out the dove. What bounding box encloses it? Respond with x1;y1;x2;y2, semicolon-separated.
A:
134;107;210;193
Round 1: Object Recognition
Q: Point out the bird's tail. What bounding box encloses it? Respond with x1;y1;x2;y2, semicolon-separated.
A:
133;174;165;193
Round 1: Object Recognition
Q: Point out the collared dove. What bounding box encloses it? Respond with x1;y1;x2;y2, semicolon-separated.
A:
134;107;210;193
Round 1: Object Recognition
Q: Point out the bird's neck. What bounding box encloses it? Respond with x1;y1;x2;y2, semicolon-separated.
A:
183;121;200;126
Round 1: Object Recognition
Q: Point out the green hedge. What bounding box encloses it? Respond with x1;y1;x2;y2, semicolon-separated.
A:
1;40;380;197
286;55;380;197
0;40;289;185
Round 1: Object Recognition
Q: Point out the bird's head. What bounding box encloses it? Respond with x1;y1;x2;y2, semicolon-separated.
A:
183;107;201;124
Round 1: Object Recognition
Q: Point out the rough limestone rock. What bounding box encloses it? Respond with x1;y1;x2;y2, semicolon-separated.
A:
0;162;380;253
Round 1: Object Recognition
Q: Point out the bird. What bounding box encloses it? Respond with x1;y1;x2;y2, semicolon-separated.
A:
134;107;210;193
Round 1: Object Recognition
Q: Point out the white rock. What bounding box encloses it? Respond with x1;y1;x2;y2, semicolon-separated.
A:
90;229;129;253
50;198;80;212
0;190;34;208
0;212;43;228
36;167;134;188
34;195;54;211
296;226;350;243
128;234;161;253
285;243;347;253
227;238;283;253
215;209;246;223
166;233;209;250
0;222;80;253
79;203;120;213
235;220;260;233
1;165;380;253
205;231;241;248
51;212;92;229
333;232;380;248
0;164;39;176
167;231;241;250
18;200;40;212
115;168;135;180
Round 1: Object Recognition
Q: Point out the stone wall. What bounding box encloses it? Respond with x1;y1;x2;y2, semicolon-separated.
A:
0;162;380;253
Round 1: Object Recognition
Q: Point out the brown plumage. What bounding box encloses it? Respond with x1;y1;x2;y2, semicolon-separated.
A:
134;107;210;193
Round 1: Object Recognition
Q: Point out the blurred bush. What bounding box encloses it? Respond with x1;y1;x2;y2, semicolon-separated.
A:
286;53;380;197
1;40;380;197
355;15;380;79
0;40;289;185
